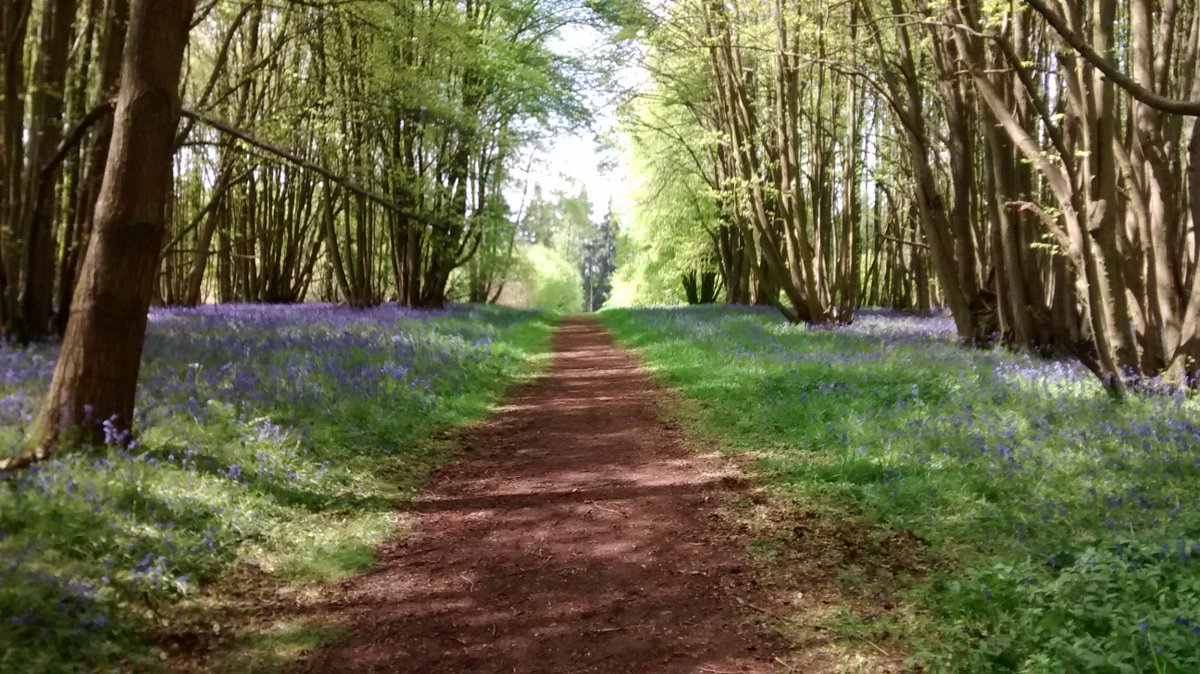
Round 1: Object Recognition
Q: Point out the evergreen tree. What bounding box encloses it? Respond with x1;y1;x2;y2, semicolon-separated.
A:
580;203;617;311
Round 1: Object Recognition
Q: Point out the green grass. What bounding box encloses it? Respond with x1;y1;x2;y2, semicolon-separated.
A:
0;304;556;672
229;620;346;673
600;306;1200;673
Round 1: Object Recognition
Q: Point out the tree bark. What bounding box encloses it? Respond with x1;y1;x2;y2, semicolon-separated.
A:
57;0;128;336
0;0;33;339
18;0;79;342
21;0;195;463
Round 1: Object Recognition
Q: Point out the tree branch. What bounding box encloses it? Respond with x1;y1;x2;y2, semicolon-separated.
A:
39;100;116;180
1024;0;1200;116
180;108;407;215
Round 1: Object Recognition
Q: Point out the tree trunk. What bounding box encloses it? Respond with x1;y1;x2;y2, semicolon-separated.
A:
0;0;33;339
23;0;195;461
57;0;128;336
16;0;79;342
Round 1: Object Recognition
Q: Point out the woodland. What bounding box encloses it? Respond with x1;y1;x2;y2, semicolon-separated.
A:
2;0;1200;670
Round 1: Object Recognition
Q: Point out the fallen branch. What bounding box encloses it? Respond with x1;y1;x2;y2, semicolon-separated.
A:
865;639;891;657
734;595;785;619
588;625;633;633
0;449;47;473
584;500;627;517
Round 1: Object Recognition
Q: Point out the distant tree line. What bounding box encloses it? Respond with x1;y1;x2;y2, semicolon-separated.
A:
2;0;599;346
623;0;1200;393
0;0;615;463
499;185;613;310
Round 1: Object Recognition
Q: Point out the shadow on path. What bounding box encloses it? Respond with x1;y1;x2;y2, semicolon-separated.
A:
306;316;782;672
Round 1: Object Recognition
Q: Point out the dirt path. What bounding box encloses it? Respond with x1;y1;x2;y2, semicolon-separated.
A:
307;316;783;672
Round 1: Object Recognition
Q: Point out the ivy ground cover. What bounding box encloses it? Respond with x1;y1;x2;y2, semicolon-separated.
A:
0;303;554;671
602;306;1200;672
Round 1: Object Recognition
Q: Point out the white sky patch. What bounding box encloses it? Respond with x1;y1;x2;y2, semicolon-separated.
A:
505;23;647;226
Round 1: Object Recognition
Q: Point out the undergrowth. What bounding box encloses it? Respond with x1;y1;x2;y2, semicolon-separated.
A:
601;306;1200;673
0;303;555;672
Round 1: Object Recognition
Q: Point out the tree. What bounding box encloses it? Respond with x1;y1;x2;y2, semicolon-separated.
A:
938;0;1200;390
622;0;897;316
616;93;728;305
17;0;196;464
0;0;628;469
617;0;1200;391
519;186;559;246
580;204;618;310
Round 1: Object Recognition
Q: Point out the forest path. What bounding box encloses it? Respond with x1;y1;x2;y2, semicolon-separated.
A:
307;316;784;672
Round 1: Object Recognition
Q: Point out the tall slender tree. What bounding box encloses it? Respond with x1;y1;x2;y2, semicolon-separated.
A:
21;0;195;461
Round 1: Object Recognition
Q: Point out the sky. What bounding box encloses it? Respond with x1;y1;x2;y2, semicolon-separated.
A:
504;23;648;226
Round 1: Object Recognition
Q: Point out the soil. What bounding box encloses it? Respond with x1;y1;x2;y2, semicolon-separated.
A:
304;316;786;672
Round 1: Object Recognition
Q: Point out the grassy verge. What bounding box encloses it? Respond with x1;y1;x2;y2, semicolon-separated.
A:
601;306;1200;672
0;303;556;672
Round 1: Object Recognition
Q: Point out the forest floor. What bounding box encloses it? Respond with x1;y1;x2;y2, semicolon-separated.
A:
598;307;1200;672
10;305;1196;671
298;316;800;672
